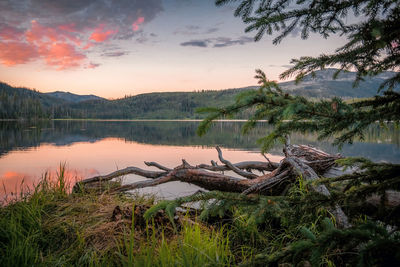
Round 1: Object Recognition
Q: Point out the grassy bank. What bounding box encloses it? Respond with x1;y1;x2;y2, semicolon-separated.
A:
0;169;234;266
1;165;399;266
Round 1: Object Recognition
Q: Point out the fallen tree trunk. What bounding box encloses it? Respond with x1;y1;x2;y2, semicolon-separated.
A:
74;145;352;227
197;161;277;172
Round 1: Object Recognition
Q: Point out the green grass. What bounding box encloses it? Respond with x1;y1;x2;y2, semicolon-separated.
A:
0;166;234;266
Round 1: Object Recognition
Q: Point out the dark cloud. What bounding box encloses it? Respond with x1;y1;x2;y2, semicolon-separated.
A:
30;0;98;15
174;25;199;35
180;40;209;47
187;25;201;31
101;51;129;57
213;36;253;47
174;25;219;36
0;0;164;40
205;27;219;34
180;36;254;48
136;36;149;44
86;62;100;69
132;31;159;44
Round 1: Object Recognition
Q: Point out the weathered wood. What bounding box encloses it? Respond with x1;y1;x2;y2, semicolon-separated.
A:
242;169;291;195
72;167;166;192
215;146;258;179
285;145;341;174
144;161;172;172
286;157;351;229
111;168;265;194
197;161;277;172
111;175;174;193
74;144;351;229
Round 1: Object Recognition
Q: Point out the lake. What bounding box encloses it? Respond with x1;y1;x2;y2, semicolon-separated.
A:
1;120;399;201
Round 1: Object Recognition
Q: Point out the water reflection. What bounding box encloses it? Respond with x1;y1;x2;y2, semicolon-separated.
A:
0;120;399;200
0;120;399;160
0;138;281;201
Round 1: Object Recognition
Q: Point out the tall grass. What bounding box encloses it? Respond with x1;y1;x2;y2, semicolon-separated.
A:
0;165;234;266
118;219;232;267
0;164;74;266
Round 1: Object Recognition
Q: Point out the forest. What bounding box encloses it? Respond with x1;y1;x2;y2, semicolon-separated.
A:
1;68;398;120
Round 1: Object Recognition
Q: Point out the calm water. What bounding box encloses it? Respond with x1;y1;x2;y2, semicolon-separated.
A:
0;120;399;200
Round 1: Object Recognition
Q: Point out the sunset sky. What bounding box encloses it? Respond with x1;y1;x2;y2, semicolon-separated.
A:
0;0;348;98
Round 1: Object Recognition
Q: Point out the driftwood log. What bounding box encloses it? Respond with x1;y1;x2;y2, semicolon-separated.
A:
74;144;351;228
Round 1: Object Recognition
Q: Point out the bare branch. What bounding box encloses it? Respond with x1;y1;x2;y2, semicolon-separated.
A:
197;161;277;172
78;167;166;184
215;146;258;179
242;169;291;195
262;153;279;169
144;161;172;172
111;174;174;193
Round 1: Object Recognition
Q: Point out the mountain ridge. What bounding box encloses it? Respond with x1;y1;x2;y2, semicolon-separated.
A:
1;68;398;119
44;91;104;103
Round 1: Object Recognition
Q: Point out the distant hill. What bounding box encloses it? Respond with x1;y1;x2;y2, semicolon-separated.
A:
0;68;398;119
0;82;104;119
66;89;245;119
0;82;67;119
279;68;399;98
45;91;104;103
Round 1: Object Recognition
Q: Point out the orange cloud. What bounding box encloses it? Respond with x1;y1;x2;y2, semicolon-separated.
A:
132;17;145;31
42;42;86;70
89;25;118;42
26;20;81;46
0;20;129;70
24;21;87;70
58;23;77;33
0;41;38;66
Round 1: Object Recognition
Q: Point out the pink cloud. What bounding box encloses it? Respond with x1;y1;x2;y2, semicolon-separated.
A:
132;16;145;31
0;20;129;70
89;24;118;42
42;42;86;70
58;23;77;33
0;20;87;69
26;20;62;43
0;41;38;66
23;21;87;69
82;42;95;50
26;20;81;46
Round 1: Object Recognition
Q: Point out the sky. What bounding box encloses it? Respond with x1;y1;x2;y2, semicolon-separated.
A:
0;0;348;98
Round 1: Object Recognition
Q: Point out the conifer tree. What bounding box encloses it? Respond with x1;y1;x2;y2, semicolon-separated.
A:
198;0;400;148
